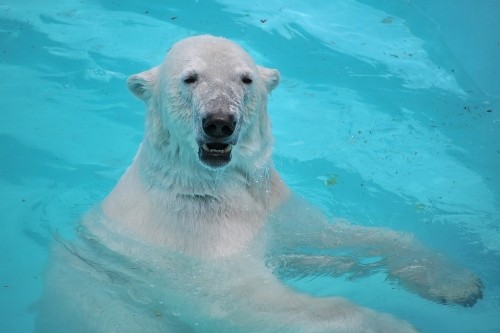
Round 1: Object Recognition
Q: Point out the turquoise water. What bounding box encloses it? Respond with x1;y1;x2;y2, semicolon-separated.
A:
1;0;499;332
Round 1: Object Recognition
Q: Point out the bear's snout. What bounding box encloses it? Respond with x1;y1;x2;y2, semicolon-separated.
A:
202;113;236;140
197;112;238;169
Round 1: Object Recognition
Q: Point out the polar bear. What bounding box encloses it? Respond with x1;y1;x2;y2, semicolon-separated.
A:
38;35;482;333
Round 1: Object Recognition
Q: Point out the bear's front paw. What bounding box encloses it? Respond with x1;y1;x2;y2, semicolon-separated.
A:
432;274;483;307
388;255;483;307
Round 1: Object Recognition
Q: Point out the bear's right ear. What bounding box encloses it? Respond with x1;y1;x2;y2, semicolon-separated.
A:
127;66;159;101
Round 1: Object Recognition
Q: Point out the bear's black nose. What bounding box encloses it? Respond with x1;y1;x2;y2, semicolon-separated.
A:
202;113;236;139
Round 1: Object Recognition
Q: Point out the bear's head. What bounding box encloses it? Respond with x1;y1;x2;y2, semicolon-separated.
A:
127;35;280;175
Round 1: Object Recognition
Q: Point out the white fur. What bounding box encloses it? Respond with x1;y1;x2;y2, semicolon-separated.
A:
38;35;482;333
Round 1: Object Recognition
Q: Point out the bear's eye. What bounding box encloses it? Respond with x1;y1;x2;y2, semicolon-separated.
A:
183;74;198;84
241;76;253;85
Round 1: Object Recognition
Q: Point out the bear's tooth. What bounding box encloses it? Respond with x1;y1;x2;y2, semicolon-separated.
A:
202;144;232;154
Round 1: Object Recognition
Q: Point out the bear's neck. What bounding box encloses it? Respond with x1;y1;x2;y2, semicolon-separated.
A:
136;140;272;201
99;138;289;257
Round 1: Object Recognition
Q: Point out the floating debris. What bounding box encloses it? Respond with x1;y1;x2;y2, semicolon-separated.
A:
323;174;339;187
382;17;393;24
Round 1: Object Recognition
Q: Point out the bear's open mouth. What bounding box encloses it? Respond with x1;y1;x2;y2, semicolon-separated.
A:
198;142;233;168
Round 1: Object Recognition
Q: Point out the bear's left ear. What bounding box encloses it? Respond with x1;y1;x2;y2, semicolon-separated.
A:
127;66;159;101
257;66;280;92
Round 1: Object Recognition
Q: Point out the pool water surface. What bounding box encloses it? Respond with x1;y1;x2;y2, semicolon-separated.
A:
1;0;499;332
